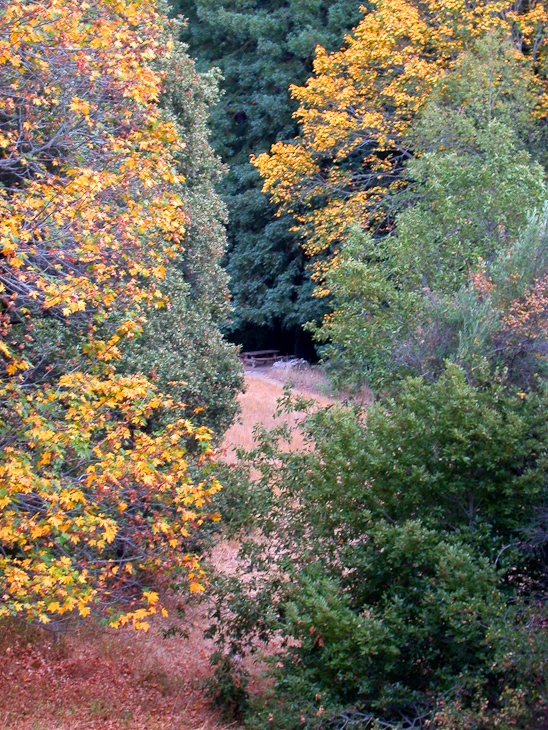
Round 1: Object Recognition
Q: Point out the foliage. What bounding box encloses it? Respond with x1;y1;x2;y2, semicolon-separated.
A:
174;0;363;344
121;32;243;435
204;651;249;722
208;368;548;727
253;0;548;302
124;267;243;435
200;3;548;726
301;36;548;388
0;0;228;628
325;203;548;390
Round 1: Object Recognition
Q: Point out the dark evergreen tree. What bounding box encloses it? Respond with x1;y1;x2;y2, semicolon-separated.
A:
122;14;244;436
172;0;363;355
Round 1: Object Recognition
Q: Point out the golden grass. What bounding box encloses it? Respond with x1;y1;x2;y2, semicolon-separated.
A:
266;363;334;395
219;370;335;461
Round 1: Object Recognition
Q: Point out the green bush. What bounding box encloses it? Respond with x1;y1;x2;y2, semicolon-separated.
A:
207;366;548;728
119;23;244;436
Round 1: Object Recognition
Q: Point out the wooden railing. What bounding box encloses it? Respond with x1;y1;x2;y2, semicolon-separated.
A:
239;350;283;368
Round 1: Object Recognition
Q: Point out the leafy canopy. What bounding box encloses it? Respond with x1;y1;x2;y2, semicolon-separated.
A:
0;0;224;629
253;0;548;265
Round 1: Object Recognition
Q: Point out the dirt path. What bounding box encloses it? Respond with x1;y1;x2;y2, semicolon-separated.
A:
0;370;331;730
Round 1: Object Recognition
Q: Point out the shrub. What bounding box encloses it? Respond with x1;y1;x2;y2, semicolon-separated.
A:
207;366;548;727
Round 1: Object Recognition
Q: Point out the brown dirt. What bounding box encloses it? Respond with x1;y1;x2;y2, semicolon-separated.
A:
0;369;331;730
0;620;215;730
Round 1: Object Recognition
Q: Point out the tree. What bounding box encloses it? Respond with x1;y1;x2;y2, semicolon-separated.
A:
174;0;363;353
0;0;228;628
253;0;548;297
122;22;243;436
317;37;548;387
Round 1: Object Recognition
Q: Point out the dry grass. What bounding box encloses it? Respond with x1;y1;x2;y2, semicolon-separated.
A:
265;363;334;396
219;369;335;461
0;370;333;729
265;363;373;405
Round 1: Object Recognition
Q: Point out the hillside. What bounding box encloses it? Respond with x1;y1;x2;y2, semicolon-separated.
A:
0;371;327;730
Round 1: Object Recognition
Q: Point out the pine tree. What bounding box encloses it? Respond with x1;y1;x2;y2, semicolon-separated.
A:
173;0;363;354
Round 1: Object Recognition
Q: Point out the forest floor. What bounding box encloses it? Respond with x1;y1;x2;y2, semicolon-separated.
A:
0;368;335;730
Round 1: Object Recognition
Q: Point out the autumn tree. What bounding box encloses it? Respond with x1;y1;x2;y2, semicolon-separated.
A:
0;0;231;629
318;36;548;387
253;0;548;288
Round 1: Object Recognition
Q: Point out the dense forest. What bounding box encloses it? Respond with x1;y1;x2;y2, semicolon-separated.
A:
2;0;548;728
175;0;363;355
